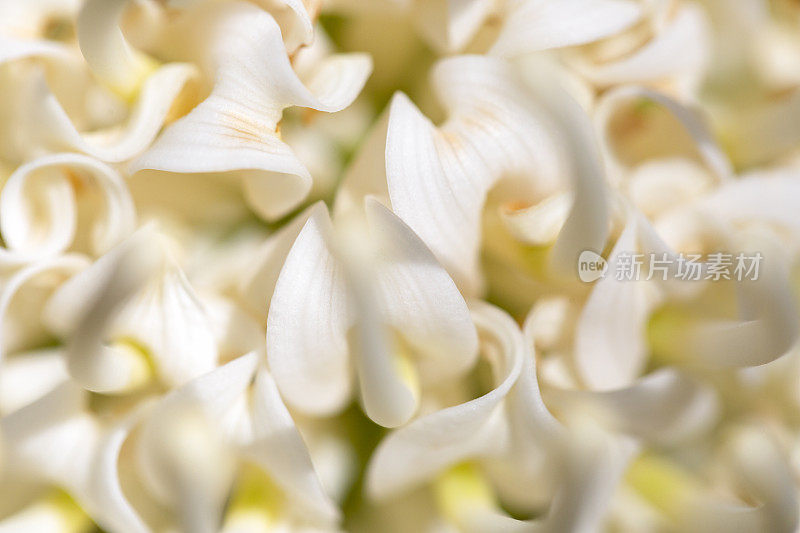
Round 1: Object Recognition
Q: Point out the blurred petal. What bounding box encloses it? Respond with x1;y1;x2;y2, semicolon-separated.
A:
43;230;164;393
571;4;710;93
0;153;136;258
0;383;147;532
545;369;719;444
0;348;68;416
491;0;642;57
574;219;652;389
594;86;733;182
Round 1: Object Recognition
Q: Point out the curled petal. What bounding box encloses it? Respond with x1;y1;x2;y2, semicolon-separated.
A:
545;369;719;444
0;153;136;259
412;0;496;53
19;63;195;162
594;86;733;182
570;4;710;94
365;302;523;500
0;254;89;362
131;3;371;220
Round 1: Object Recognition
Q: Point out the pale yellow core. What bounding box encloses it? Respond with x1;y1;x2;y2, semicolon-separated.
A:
110;337;154;390
223;464;285;530
391;333;420;404
434;462;497;527
625;454;700;517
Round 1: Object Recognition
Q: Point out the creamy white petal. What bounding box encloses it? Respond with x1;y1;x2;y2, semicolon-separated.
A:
334;108;391;218
43;230;164;393
679;430;798;532
20;63;195;162
0;382;148;532
365;302;523;500
545;369;718;444
242;367;340;524
266;203;353;416
570;4;710;93
112;265;218;388
0;153;136;259
0;254;89;362
517;62;611;273
239;203;321;321
412;0;495;53
386;56;562;294
594;86;733;182
574;219;652;389
77;0;156;97
0;348;68;416
639;215;799;368
491;0;642;57
139;352;338;527
131;3;371;221
367;197;479;384
698;170;800;235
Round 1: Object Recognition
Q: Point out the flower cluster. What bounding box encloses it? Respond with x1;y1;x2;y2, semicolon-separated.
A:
1;0;800;531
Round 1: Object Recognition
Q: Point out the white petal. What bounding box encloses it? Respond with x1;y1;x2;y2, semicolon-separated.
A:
266;203;354;416
0;254;89;361
385;56;562;294
22;63;195;162
131;3;371;220
77;0;155;97
517;62;611;273
239;204;320;321
594;86;733;182
698;170;800;235
491;0;642;57
334;107;391;218
545;369;719;444
574;219;652;389
43;230;165;393
0;382;148;532
0;348;68;416
366;197;479;384
412;0;496;53
242;367;340;525
112;265;218;388
570;4;710;94
0;153;136;258
365;302;523;500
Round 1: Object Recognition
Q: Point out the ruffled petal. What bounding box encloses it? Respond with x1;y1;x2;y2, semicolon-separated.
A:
131;2;371;220
365;302;523;500
0;153;136;259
